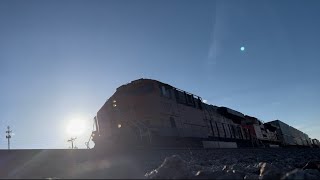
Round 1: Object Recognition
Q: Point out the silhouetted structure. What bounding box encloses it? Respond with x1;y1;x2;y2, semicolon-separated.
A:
5;126;12;150
91;78;317;149
67;137;77;149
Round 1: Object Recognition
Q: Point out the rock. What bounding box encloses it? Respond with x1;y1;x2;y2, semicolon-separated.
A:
285;158;295;163
194;169;245;180
222;165;230;171
304;169;320;179
239;156;256;164
231;164;244;171
259;162;282;180
211;164;224;172
258;162;265;169
281;169;320;179
217;170;245;180
259;162;276;175
145;155;193;179
230;158;239;164
281;169;304;180
144;149;320;179
191;164;206;174
244;164;260;174
244;174;259;179
194;170;220;179
303;161;320;171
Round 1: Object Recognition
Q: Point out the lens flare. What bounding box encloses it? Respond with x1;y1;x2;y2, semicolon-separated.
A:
66;119;86;136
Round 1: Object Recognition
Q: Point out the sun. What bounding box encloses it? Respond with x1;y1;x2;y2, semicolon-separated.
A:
66;119;86;136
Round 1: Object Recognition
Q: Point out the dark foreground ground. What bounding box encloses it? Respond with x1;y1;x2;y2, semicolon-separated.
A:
0;148;319;179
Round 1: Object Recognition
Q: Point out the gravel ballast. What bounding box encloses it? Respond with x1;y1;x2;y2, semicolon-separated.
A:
1;148;320;179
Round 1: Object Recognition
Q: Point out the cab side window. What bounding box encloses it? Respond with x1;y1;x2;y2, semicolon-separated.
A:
160;85;172;98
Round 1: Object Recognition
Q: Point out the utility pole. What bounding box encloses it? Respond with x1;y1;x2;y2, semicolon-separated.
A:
6;126;12;150
67;137;77;149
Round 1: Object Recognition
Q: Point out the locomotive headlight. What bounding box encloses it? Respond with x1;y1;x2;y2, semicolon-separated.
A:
118;124;122;128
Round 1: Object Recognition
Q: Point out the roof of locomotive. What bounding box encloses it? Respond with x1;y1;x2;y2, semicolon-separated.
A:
116;78;172;91
116;78;202;98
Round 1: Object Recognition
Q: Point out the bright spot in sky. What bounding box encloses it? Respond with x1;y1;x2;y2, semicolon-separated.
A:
240;46;245;51
66;119;86;136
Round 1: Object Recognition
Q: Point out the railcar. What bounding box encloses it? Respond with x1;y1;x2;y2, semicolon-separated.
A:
265;120;312;147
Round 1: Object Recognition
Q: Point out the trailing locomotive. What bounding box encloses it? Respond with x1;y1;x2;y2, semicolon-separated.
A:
91;78;316;149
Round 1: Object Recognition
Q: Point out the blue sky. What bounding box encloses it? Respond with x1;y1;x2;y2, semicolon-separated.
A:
0;0;319;149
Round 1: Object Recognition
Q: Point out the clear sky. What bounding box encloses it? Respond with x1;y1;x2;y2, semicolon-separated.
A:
0;0;319;149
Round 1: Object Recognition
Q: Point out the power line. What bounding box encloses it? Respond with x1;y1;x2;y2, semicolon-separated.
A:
67;137;77;149
6;126;12;150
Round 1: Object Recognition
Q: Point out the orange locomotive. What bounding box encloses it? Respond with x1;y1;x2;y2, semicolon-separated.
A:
90;78;300;149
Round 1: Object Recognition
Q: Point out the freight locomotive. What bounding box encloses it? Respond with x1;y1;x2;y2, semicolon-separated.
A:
91;78;318;149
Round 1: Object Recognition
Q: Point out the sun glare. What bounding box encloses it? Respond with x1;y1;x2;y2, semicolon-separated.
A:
66;119;86;136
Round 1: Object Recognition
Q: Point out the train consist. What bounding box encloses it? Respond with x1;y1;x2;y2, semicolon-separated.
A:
91;78;319;149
